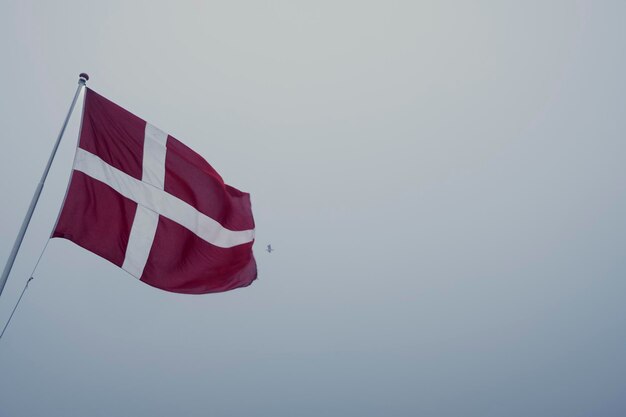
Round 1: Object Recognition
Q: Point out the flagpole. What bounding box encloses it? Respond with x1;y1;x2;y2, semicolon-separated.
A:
0;73;89;298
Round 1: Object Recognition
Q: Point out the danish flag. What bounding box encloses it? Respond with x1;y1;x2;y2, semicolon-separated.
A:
52;88;257;294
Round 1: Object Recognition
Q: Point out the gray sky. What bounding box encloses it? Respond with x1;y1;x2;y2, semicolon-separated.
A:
1;1;625;416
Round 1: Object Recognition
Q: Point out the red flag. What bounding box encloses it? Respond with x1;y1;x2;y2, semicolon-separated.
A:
53;88;257;294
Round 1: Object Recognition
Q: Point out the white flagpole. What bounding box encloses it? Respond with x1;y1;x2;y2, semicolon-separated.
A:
0;73;89;298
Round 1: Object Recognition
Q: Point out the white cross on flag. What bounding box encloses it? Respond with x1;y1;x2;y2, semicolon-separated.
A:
53;88;257;294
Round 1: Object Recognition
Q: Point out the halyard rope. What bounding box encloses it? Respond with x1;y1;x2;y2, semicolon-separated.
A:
0;239;51;339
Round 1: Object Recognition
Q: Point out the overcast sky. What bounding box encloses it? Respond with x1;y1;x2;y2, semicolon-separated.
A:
1;1;625;416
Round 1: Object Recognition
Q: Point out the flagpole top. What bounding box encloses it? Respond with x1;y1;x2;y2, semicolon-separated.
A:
79;73;89;85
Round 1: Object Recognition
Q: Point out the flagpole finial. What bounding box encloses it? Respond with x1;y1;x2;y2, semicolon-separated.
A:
79;73;89;85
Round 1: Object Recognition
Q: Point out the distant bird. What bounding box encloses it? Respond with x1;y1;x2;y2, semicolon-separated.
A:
266;244;274;253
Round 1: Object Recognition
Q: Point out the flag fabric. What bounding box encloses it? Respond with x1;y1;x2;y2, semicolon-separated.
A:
52;88;257;294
